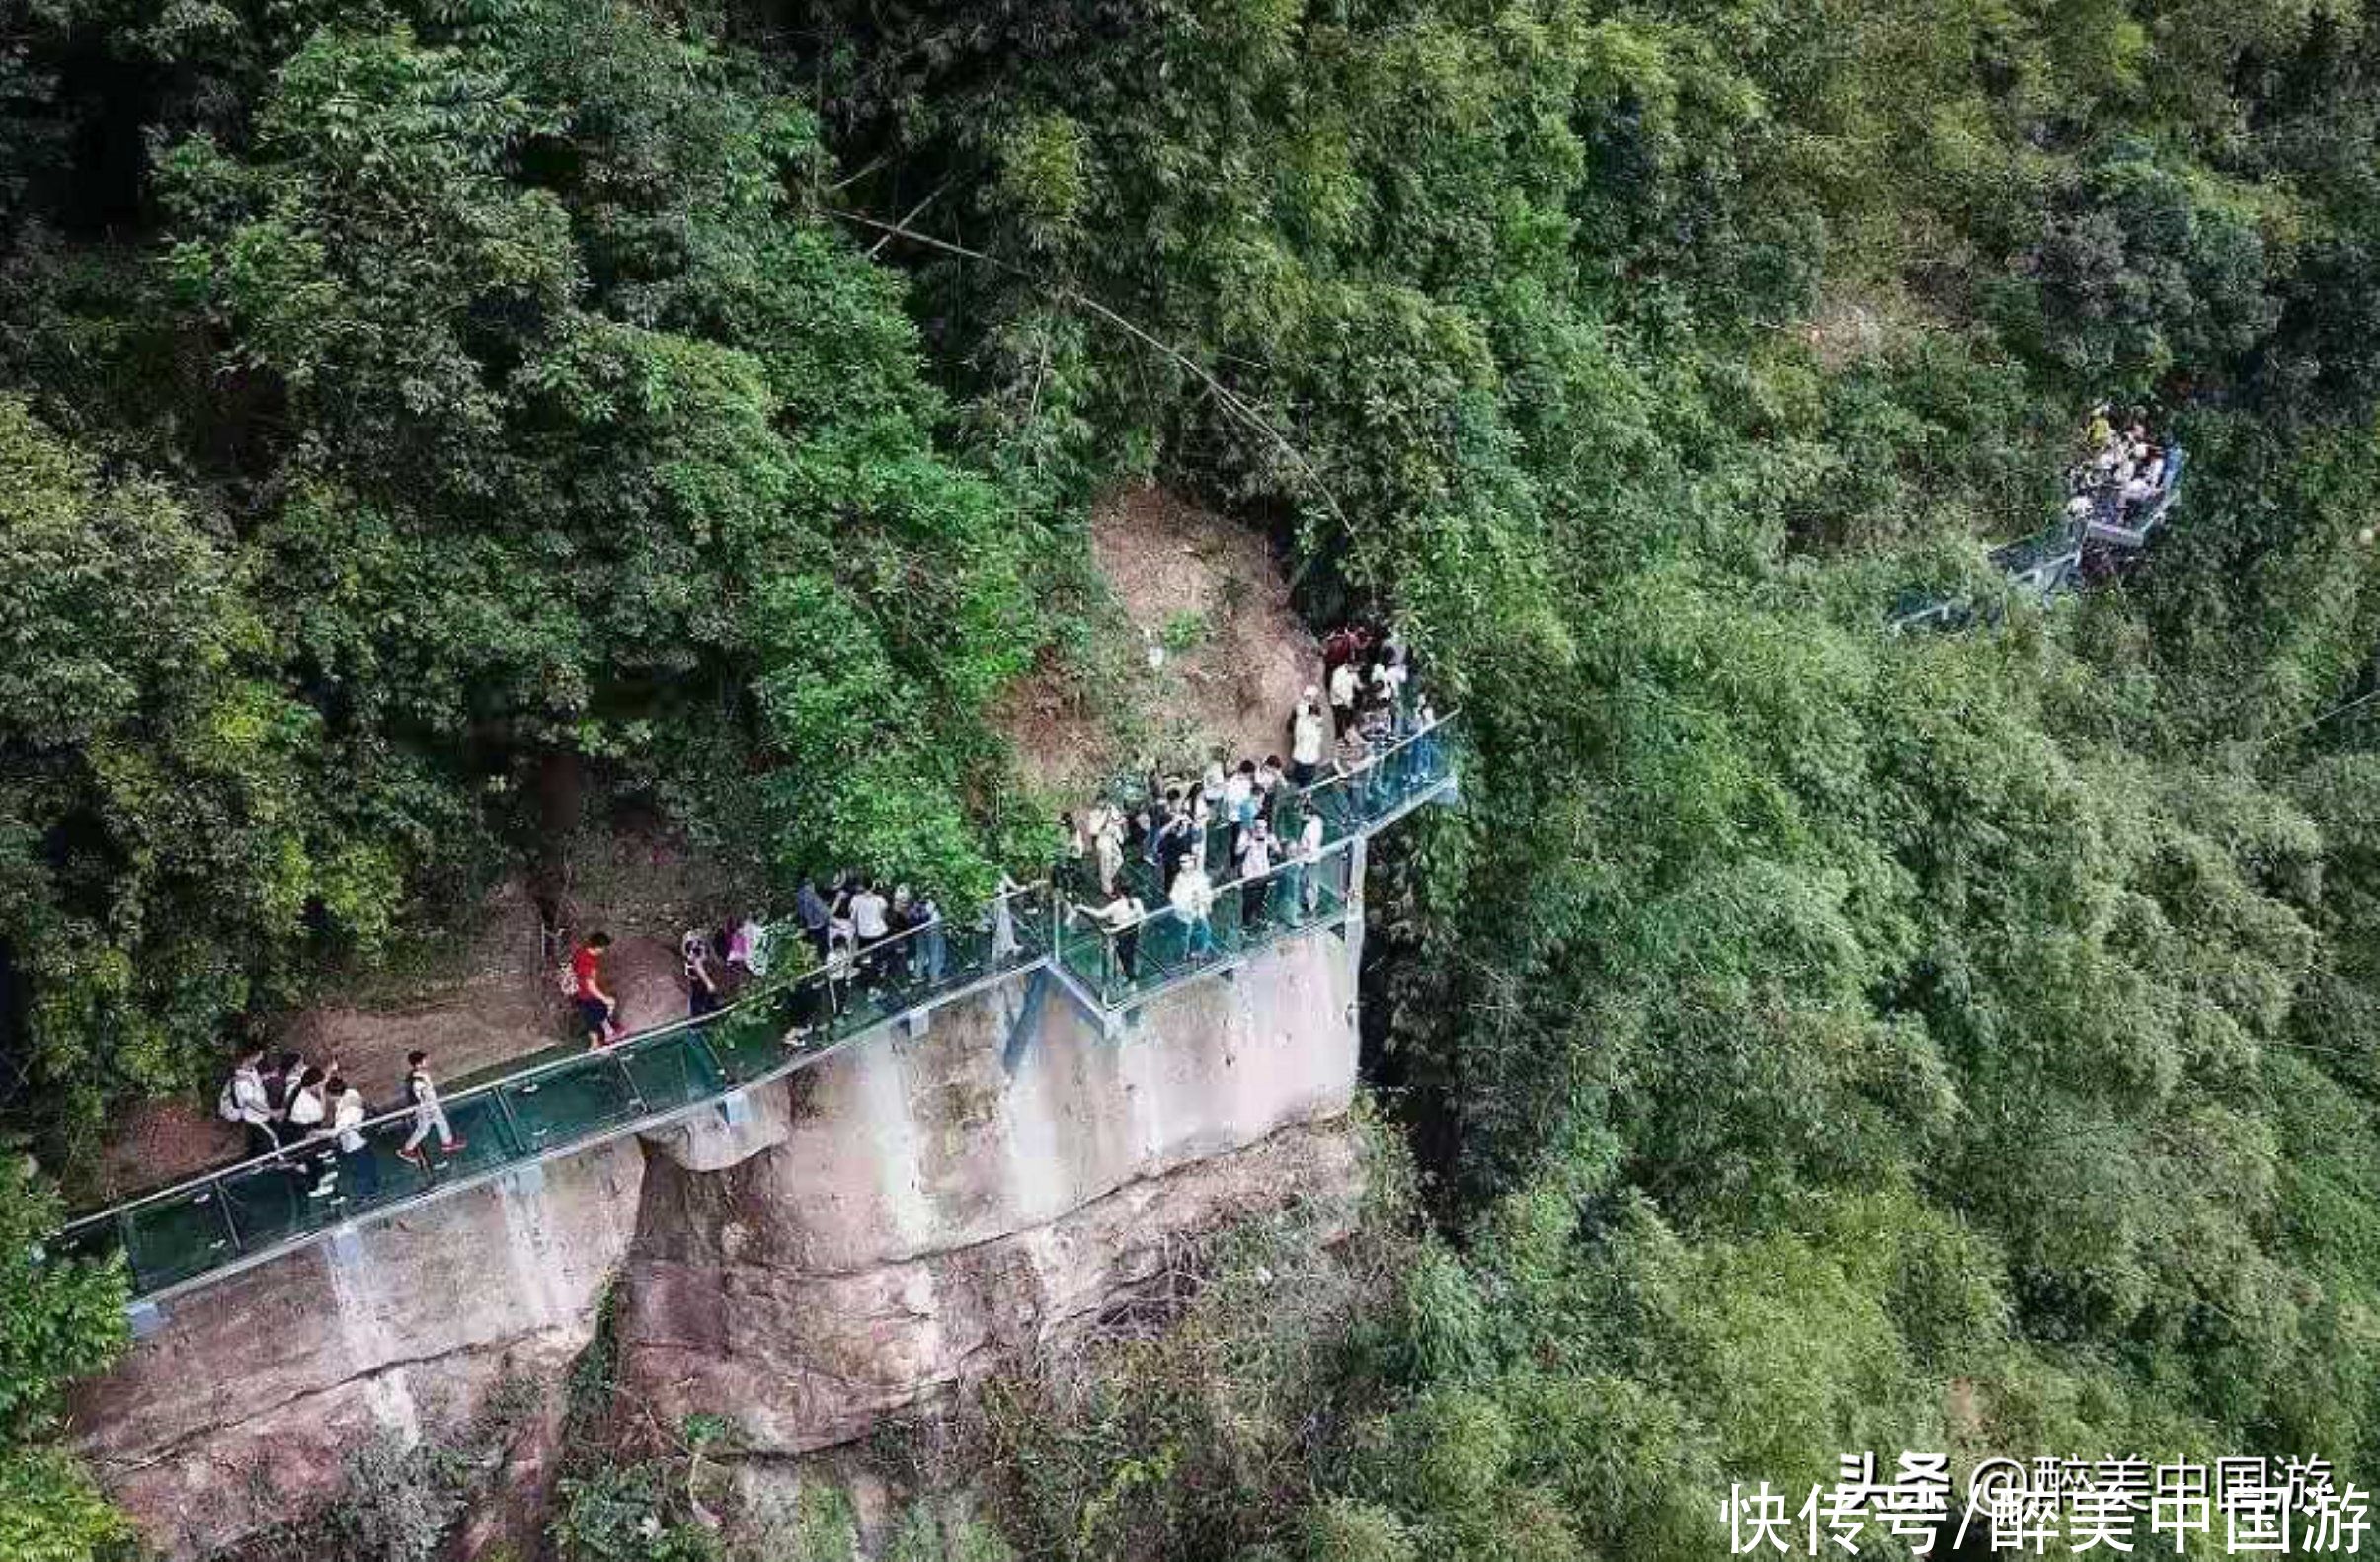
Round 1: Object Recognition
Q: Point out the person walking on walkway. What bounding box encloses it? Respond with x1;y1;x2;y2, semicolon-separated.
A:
1336;721;1374;811
1290;691;1327;787
219;1047;281;1161
572;932;620;1050
822;921;859;1016
261;1050;292;1120
328;1075;380;1203
1094;808;1126;897
991;872;1023;962
284;1067;338;1199
1236;820;1276;928
1157;792;1194;891
915;897;948;987
1223;759;1253;835
1170;858;1218;959
795;876;832;959
1329;658;1362;737
682;930;723;1019
849;880;891;988
1077;890;1146;985
1411;695;1442;774
1293;809;1327;917
398;1050;465;1166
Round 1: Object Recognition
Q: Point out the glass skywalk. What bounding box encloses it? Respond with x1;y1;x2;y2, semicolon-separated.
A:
49;713;1459;1304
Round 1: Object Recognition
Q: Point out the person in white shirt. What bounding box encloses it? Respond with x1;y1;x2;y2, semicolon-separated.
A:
1295;810;1327;915
1336;722;1374;806
850;882;890;941
1223;763;1254;850
1290;693;1327;786
284;1067;338;1198
1411;695;1444;777
1075;892;1145;985
991;872;1023;962
1061;811;1088;892
327;1075;380;1202
849;882;891;988
1169;860;1217;958
823;919;859;1015
398;1050;465;1165
1236;820;1276;927
1095;813;1125;896
219;1049;281;1160
1328;661;1362;736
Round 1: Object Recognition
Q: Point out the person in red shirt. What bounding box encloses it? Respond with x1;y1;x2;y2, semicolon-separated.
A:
573;931;620;1050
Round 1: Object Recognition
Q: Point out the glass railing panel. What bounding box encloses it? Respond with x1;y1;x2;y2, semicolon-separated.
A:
1055;911;1121;1003
619;1030;730;1116
122;1184;241;1293
434;1091;528;1176
217;1153;330;1252
701;981;806;1079
496;1053;642;1156
45;1215;126;1275
319;1115;423;1220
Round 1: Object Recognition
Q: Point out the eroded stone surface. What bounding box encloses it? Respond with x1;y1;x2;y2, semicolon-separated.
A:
617;1118;1362;1454
70;928;1363;1559
72;1139;645;1557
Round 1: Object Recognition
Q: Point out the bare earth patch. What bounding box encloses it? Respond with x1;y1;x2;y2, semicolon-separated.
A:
996;484;1322;800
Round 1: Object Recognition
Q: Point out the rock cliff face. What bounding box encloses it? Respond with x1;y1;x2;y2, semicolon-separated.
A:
70;929;1366;1558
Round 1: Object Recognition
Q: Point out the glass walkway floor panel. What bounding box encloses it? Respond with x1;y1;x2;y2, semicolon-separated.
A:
48;717;1456;1304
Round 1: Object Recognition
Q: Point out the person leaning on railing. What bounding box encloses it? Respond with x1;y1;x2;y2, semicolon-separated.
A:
1073;888;1146;983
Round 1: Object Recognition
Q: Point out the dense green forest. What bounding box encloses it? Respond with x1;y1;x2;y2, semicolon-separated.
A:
6;0;2380;1555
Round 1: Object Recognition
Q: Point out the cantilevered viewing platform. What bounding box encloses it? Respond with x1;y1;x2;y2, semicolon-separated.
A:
1889;447;2185;634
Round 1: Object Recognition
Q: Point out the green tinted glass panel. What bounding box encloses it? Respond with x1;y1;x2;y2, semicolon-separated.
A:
218;1157;322;1249
497;1054;640;1154
122;1189;240;1293
432;1093;524;1175
46;1217;125;1274
621;1032;729;1114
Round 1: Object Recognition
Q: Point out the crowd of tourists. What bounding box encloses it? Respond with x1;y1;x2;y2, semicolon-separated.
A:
208;622;1441;1179
214;1044;464;1199
562;881;975;1052
1062;623;1437;984
2065;403;2178;536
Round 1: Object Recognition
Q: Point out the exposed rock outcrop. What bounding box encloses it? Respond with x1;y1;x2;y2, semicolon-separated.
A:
623;1120;1361;1454
71;928;1365;1558
72;1140;646;1558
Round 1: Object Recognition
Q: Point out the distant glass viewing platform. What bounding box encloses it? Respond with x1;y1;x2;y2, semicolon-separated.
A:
47;716;1460;1307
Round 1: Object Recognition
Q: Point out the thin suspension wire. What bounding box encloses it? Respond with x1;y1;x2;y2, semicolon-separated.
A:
823;207;1354;541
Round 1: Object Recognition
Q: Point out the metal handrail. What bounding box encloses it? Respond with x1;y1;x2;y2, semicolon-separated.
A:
1065;830;1363;942
1079;708;1461;862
